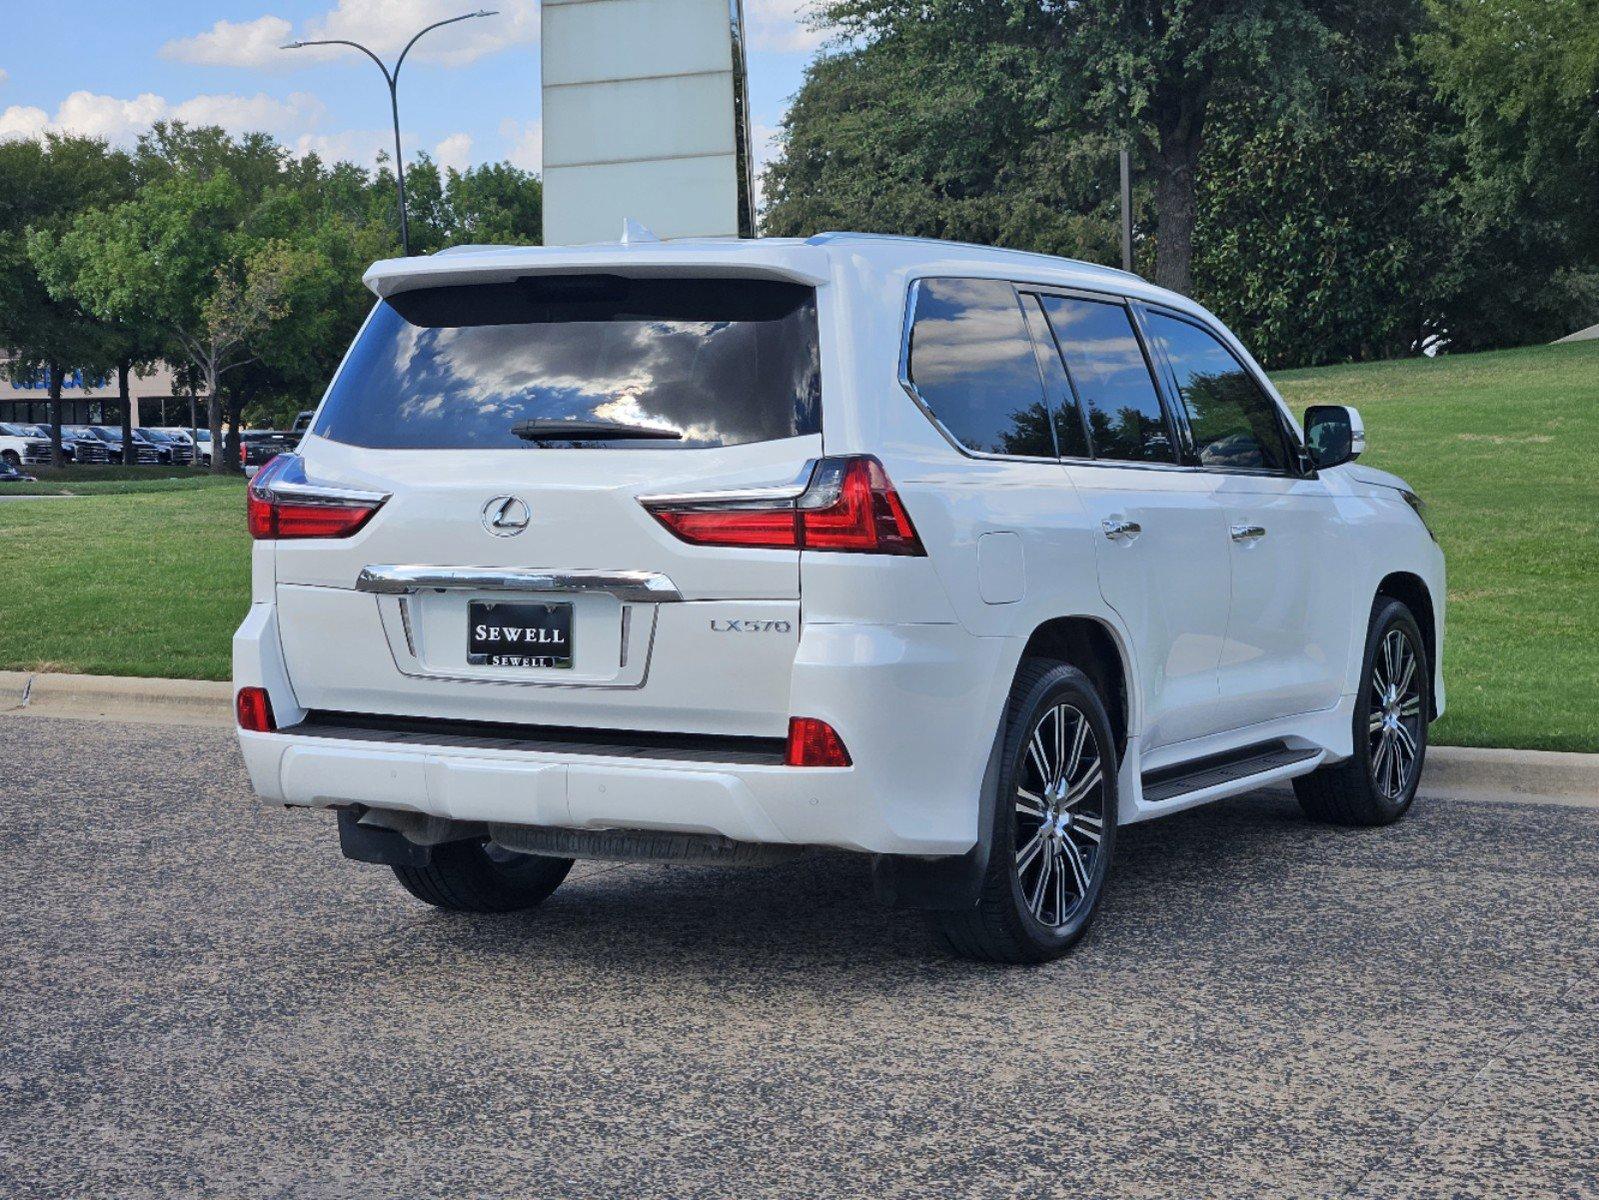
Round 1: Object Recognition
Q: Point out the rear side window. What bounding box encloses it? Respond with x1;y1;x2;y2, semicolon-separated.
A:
1145;312;1289;472
312;276;821;450
1037;295;1175;464
906;278;1056;458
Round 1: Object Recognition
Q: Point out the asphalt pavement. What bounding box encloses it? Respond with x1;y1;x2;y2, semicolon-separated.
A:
1;714;1595;1199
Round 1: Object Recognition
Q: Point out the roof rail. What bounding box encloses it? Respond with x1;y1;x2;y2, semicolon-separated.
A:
803;231;1143;282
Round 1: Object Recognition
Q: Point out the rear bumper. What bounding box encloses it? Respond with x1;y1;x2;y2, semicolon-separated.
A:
235;603;1011;856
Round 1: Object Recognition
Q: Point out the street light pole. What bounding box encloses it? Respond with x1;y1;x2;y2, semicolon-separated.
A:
1119;148;1133;274
282;10;497;256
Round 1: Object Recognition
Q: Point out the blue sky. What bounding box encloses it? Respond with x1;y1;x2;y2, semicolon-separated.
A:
0;2;824;191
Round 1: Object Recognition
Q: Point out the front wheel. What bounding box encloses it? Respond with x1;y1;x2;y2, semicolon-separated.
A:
933;660;1119;964
392;841;573;913
1295;596;1430;826
1;450;19;468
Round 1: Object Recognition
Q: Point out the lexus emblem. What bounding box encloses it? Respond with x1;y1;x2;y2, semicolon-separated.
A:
482;495;531;537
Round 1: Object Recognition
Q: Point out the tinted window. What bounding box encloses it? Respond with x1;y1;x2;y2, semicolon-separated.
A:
1020;295;1091;459
1037;295;1174;463
906;278;1055;458
313;276;821;450
1147;312;1289;472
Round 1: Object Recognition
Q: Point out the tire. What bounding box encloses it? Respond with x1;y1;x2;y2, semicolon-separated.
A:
933;659;1119;964
1294;596;1430;826
392;840;574;913
1;450;18;467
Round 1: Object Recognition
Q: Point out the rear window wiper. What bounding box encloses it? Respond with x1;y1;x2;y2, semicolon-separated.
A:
510;419;683;442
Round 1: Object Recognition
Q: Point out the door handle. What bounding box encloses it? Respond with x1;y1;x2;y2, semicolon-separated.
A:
1231;524;1267;542
1102;518;1142;542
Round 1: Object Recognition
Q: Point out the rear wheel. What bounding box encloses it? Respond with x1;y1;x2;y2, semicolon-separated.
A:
1295;596;1429;826
392;841;573;913
933;660;1118;964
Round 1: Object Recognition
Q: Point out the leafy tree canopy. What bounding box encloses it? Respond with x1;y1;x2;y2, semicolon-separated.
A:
765;0;1599;365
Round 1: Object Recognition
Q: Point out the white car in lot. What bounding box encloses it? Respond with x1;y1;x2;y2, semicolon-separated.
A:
235;234;1444;962
0;422;55;467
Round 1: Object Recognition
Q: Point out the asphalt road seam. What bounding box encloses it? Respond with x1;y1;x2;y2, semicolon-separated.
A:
1335;971;1589;1198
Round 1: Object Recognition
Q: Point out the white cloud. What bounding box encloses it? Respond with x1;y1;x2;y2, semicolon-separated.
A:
744;0;826;53
291;128;394;166
434;131;473;172
161;17;296;69
0;86;461;172
162;1;537;70
0;89;325;148
499;117;541;172
174;91;327;133
0;68;10;87
0;105;49;141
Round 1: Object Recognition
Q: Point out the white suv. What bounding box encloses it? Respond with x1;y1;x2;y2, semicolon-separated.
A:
235;234;1444;962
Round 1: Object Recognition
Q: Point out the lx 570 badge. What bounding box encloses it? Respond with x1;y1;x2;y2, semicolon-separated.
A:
709;619;793;634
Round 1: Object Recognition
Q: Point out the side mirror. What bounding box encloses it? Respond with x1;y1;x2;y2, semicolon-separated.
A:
1304;404;1365;470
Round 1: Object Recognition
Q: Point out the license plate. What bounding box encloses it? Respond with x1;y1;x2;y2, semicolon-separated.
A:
467;601;574;669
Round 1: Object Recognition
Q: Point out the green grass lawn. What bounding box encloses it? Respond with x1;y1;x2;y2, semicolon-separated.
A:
1;341;1595;749
1275;340;1599;753
0;478;249;681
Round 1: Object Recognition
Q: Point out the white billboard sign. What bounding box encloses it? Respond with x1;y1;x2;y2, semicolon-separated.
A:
541;0;754;244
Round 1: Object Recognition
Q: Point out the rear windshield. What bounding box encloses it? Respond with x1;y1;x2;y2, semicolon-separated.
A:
312;275;822;450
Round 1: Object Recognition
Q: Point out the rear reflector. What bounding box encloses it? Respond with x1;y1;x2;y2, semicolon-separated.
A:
644;455;924;555
247;453;385;540
785;717;852;767
236;686;276;733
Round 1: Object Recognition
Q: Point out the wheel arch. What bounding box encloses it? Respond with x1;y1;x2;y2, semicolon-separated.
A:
1375;571;1439;720
872;610;1135;913
1018;614;1133;758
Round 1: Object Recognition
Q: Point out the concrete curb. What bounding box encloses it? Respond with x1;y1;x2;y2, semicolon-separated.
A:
2;670;1596;806
1416;746;1599;808
0;670;234;728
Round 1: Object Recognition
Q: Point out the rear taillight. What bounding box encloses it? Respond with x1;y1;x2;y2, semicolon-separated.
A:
785;717;852;767
247;453;385;540
236;686;276;732
643;456;924;555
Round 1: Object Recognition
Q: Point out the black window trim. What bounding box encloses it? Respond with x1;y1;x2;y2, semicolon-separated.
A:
1023;285;1189;470
1135;300;1308;479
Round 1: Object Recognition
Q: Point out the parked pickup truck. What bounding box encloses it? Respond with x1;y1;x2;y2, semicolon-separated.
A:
240;430;296;473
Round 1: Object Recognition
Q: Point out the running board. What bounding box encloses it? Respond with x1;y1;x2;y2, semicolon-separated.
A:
1141;741;1322;804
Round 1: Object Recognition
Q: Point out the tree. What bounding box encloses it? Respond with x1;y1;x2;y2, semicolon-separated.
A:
442;161;543;246
763;13;1126;263
393;153;544;254
1194;34;1464;366
798;0;1360;295
29;240;168;464
1054;0;1346;295
0;134;133;464
37;170;308;472
1418;0;1599;346
15;119;542;462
